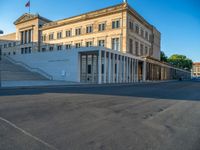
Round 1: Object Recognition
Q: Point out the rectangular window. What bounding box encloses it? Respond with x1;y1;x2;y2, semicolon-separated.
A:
66;44;71;49
42;35;46;42
57;32;62;39
98;40;105;47
4;44;7;48
86;25;93;33
86;41;93;47
129;21;134;30
112;38;120;51
49;46;54;51
129;39;133;54
135;24;139;34
75;28;81;36
135;41;139;56
75;43;81;48
57;45;62;50
141;29;144;37
140;44;144;55
8;43;11;47
49;33;54;40
145;31;148;40
145;46;148;55
66;30;71;37
21;48;24;54
112;20;120;29
99;23;106;31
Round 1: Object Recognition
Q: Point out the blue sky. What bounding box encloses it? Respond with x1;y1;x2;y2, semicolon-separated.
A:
0;0;200;62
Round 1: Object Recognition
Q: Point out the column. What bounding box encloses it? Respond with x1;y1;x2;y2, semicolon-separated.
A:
135;59;138;82
142;61;146;82
98;50;102;84
123;56;126;83
132;59;134;82
126;57;128;82
116;55;119;83
108;52;111;83
112;53;115;83
104;51;107;83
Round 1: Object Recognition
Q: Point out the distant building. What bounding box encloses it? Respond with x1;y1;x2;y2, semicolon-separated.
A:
0;2;190;83
192;62;200;78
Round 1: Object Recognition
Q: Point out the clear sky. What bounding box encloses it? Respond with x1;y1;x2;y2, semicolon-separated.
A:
0;0;199;62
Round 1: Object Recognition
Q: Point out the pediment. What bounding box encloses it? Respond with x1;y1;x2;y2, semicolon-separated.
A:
14;13;37;25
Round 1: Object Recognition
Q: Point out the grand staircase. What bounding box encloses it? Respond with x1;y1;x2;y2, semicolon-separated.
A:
0;57;49;81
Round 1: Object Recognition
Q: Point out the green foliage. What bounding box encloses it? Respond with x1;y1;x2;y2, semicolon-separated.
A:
160;51;168;62
167;54;193;70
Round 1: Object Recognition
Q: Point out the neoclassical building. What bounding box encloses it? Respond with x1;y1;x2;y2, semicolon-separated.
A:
0;2;190;83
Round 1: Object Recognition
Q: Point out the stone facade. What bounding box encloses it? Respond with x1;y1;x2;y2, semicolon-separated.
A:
0;2;190;83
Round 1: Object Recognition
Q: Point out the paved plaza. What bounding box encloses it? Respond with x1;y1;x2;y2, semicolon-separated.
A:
0;81;200;150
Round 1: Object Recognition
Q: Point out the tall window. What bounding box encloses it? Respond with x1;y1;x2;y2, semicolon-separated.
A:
75;28;81;36
99;23;105;31
135;24;139;34
57;32;62;39
86;25;93;33
141;29;144;37
145;46;148;55
66;44;71;50
66;30;71;37
135;41;139;56
49;33;54;40
86;41;93;47
75;43;81;48
57;45;62;50
42;34;46;42
98;40;105;47
129;21;134;30
112;38;120;51
145;31;148;40
140;44;144;55
129;39;133;54
112;20;120;29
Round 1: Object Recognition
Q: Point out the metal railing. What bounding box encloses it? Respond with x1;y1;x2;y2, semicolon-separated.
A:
4;56;53;80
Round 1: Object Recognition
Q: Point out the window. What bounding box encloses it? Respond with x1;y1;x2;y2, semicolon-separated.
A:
13;42;16;47
149;47;153;55
145;46;148;55
42;48;46;52
4;44;7;48
135;41;139;56
42;35;46;41
98;40;105;47
75;43;81;48
112;20;120;29
75;28;81;36
112;38;120;51
140;44;144;55
57;45;62;50
21;48;24;54
49;46;54;51
49;33;54;40
141;29;144;37
145;31;148;40
129;21;134;30
57;32;62;39
86;41;93;47
88;65;92;74
86;25;93;33
8;43;11;47
135;24;139;34
99;23;105;31
129;39;133;54
66;30;71;37
66;44;71;49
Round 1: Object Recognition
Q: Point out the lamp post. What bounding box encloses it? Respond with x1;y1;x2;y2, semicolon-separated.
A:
0;30;3;88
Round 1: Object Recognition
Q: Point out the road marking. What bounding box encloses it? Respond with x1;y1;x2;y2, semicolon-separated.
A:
0;116;58;150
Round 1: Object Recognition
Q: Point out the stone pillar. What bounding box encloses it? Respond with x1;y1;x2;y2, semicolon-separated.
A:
108;52;111;83
142;61;146;82
132;59;134;82
126;57;129;82
98;50;102;84
116;55;119;83
135;59;139;82
123;56;126;83
104;51;107;83
112;53;115;83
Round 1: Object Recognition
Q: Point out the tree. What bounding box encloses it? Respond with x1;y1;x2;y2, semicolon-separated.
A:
167;54;193;71
160;51;168;62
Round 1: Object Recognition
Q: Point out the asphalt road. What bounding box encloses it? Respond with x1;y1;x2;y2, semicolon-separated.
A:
0;81;200;150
